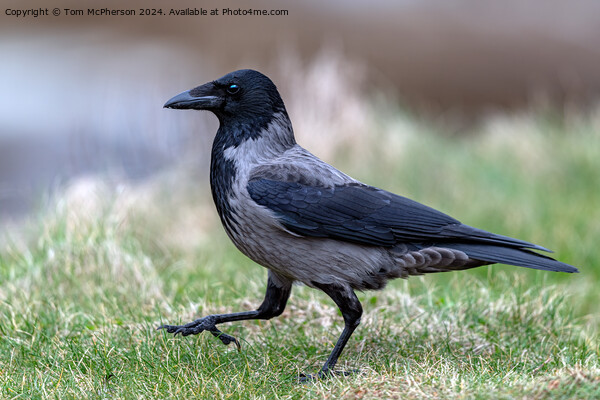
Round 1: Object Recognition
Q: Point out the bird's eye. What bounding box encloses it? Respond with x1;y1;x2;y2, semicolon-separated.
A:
227;84;240;94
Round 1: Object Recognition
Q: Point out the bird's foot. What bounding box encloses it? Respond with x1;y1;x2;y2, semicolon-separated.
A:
298;369;359;383
158;315;241;350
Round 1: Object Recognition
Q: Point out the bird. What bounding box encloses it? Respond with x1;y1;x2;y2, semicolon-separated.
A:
159;69;578;379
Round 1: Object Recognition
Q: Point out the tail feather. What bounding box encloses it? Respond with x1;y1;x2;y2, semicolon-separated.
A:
442;242;579;273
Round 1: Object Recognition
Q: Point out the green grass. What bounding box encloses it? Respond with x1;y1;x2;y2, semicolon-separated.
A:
1;107;599;398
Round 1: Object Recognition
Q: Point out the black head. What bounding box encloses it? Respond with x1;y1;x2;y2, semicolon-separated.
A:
164;69;287;126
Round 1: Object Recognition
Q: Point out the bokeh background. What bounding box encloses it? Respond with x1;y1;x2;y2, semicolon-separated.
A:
2;0;600;224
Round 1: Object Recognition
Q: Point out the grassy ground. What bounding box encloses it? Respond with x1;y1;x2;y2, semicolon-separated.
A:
1;103;599;398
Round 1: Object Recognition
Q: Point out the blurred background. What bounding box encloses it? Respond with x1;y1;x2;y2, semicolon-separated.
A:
2;0;600;226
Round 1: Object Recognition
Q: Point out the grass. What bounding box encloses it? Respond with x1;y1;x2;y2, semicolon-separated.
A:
1;94;599;397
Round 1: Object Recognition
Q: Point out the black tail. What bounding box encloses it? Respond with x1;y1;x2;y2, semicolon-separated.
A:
443;242;579;273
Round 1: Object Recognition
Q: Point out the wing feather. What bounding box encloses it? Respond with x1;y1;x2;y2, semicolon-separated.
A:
247;178;549;251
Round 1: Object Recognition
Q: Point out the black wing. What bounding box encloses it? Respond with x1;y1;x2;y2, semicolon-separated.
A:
247;178;549;251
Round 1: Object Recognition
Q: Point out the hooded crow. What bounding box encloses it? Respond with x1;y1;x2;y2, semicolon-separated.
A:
160;69;578;379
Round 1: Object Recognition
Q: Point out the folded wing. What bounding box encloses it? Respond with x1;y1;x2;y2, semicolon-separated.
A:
247;178;578;273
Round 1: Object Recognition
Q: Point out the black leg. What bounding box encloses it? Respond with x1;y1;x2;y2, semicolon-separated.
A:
158;271;292;349
307;282;363;380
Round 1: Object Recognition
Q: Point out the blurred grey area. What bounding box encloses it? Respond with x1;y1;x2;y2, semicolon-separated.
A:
1;0;600;223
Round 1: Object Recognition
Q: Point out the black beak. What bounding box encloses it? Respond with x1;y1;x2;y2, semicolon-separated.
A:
164;83;223;110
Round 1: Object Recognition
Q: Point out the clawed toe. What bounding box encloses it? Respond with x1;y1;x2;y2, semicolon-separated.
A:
158;318;241;349
298;373;316;383
157;324;189;336
157;324;182;334
210;330;241;350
